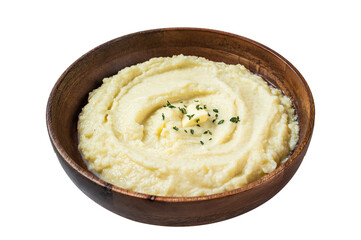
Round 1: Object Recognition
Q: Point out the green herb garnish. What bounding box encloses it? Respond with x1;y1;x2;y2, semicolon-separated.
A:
186;114;195;120
203;105;207;109
173;126;179;131
208;131;212;135
200;141;204;145
194;100;199;102
213;109;218;113
212;119;216;123
184;129;188;133
196;104;200;110
190;129;194;135
230;116;240;123
218;119;224;125
196;124;201;127
178;107;187;114
162;113;165;120
166;100;176;109
209;138;212;141
196;118;200;123
203;130;208;134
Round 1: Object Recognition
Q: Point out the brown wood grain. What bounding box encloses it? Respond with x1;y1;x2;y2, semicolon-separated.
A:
46;28;315;226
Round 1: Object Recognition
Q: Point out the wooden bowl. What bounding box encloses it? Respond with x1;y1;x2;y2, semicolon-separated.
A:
46;28;315;226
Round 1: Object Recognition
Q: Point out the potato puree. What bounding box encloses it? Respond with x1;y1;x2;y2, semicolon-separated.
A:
78;55;299;197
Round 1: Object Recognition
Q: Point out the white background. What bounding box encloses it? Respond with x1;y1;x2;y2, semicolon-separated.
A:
1;0;360;239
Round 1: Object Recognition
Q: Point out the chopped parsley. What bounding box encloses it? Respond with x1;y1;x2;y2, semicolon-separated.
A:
173;126;179;131
162;113;165;120
215;113;218;118
218;119;224;125
196;104;204;110
196;118;200;123
230;116;240;123
194;100;199;102
196;124;201;127
203;105;207;109
184;129;188;133
190;129;194;135
200;141;204;145
213;109;219;113
207;113;211;117
209;138;212;141
166;100;176;109
212;119;216;123
203;130;212;135
178;107;187;114
186;114;195;120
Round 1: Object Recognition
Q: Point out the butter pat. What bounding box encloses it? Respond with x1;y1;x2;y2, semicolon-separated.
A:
182;103;208;127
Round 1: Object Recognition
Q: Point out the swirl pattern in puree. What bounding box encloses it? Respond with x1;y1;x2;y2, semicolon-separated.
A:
78;55;299;197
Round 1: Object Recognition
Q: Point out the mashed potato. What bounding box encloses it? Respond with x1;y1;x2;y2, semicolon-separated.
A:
78;55;299;197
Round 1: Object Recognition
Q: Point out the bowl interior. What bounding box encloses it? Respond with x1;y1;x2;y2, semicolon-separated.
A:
47;28;314;197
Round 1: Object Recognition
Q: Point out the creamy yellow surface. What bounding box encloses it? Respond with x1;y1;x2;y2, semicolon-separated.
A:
78;55;299;197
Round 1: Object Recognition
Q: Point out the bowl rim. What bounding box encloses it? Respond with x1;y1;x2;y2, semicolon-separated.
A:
46;27;315;203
